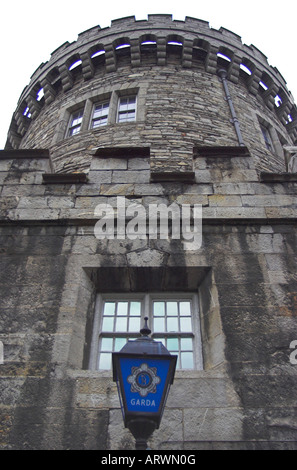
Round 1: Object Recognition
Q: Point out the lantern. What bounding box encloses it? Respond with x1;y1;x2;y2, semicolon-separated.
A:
112;317;177;449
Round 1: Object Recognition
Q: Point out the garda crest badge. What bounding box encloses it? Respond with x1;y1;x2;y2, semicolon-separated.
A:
127;363;161;397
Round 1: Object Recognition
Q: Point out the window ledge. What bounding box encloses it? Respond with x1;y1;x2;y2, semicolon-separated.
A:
193;145;250;158
92;146;150;158
150;171;195;183
42;172;88;184
66;367;228;380
0;149;50;159
260;172;297;182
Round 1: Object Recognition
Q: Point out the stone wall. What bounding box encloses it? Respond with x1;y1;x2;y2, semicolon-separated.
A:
0;148;296;449
1;14;297;451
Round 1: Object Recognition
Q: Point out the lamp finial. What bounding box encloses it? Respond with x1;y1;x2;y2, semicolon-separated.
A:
140;316;151;337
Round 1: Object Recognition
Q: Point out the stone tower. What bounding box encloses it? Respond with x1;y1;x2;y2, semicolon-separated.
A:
1;15;297;450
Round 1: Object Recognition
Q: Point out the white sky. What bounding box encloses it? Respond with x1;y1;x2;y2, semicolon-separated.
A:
0;0;296;149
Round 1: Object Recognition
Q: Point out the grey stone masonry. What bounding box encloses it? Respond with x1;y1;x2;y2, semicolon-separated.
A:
0;148;296;224
4;15;296;176
1;15;297;451
1;145;297;451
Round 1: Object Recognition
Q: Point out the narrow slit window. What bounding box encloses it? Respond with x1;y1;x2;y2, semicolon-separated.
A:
260;124;274;152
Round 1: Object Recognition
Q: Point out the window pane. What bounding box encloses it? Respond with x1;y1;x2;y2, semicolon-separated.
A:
114;337;126;351
92;117;107;128
130;301;141;316
129;316;141;332
154;317;165;332
102;317;114;332
93;109;102;118
180;301;191;316
167;301;178;316
180;317;192;332
101;337;113;351
99;352;111;369
119;98;128;108
115;316;127;332
167;337;179;351
181;352;194;369
117;302;128;316
153;302;165;316
94;106;108;117
69;126;80;136
118;111;135;122
157;338;166;347
72;115;82;126
104;302;116;315
180;337;193;350
167;317;179;332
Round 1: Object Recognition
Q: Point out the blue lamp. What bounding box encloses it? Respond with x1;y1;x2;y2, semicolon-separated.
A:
112;317;177;449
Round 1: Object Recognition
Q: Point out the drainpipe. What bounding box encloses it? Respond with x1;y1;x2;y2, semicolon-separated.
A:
218;68;245;147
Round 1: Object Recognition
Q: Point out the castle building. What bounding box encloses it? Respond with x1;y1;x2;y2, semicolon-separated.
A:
0;15;297;450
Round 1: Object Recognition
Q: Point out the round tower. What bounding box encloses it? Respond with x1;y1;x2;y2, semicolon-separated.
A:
5;14;297;174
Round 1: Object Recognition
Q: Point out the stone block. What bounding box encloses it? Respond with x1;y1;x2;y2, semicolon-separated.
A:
100;183;135;196
168;376;240;408
90;158;127;170
111;170;150;183
183;407;243;441
127;248;165;266
88;171;112;184
208;194;242;207
128;158;150;170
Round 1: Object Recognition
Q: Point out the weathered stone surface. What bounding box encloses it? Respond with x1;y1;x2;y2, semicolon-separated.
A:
1;14;297;451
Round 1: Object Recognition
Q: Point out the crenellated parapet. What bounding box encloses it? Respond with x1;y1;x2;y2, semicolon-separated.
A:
5;14;297;149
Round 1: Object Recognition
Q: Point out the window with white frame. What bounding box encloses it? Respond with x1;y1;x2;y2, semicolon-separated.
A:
117;95;137;122
90;293;202;371
90;101;109;128
67;108;84;136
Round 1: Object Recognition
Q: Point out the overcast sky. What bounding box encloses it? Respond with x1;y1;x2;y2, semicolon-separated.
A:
0;0;296;148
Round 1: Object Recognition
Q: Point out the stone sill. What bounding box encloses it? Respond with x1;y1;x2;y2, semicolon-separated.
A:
0;149;50;159
193;145;250;158
92;147;150;158
260;172;297;182
150;171;195;182
67;367;228;381
42;173;88;184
